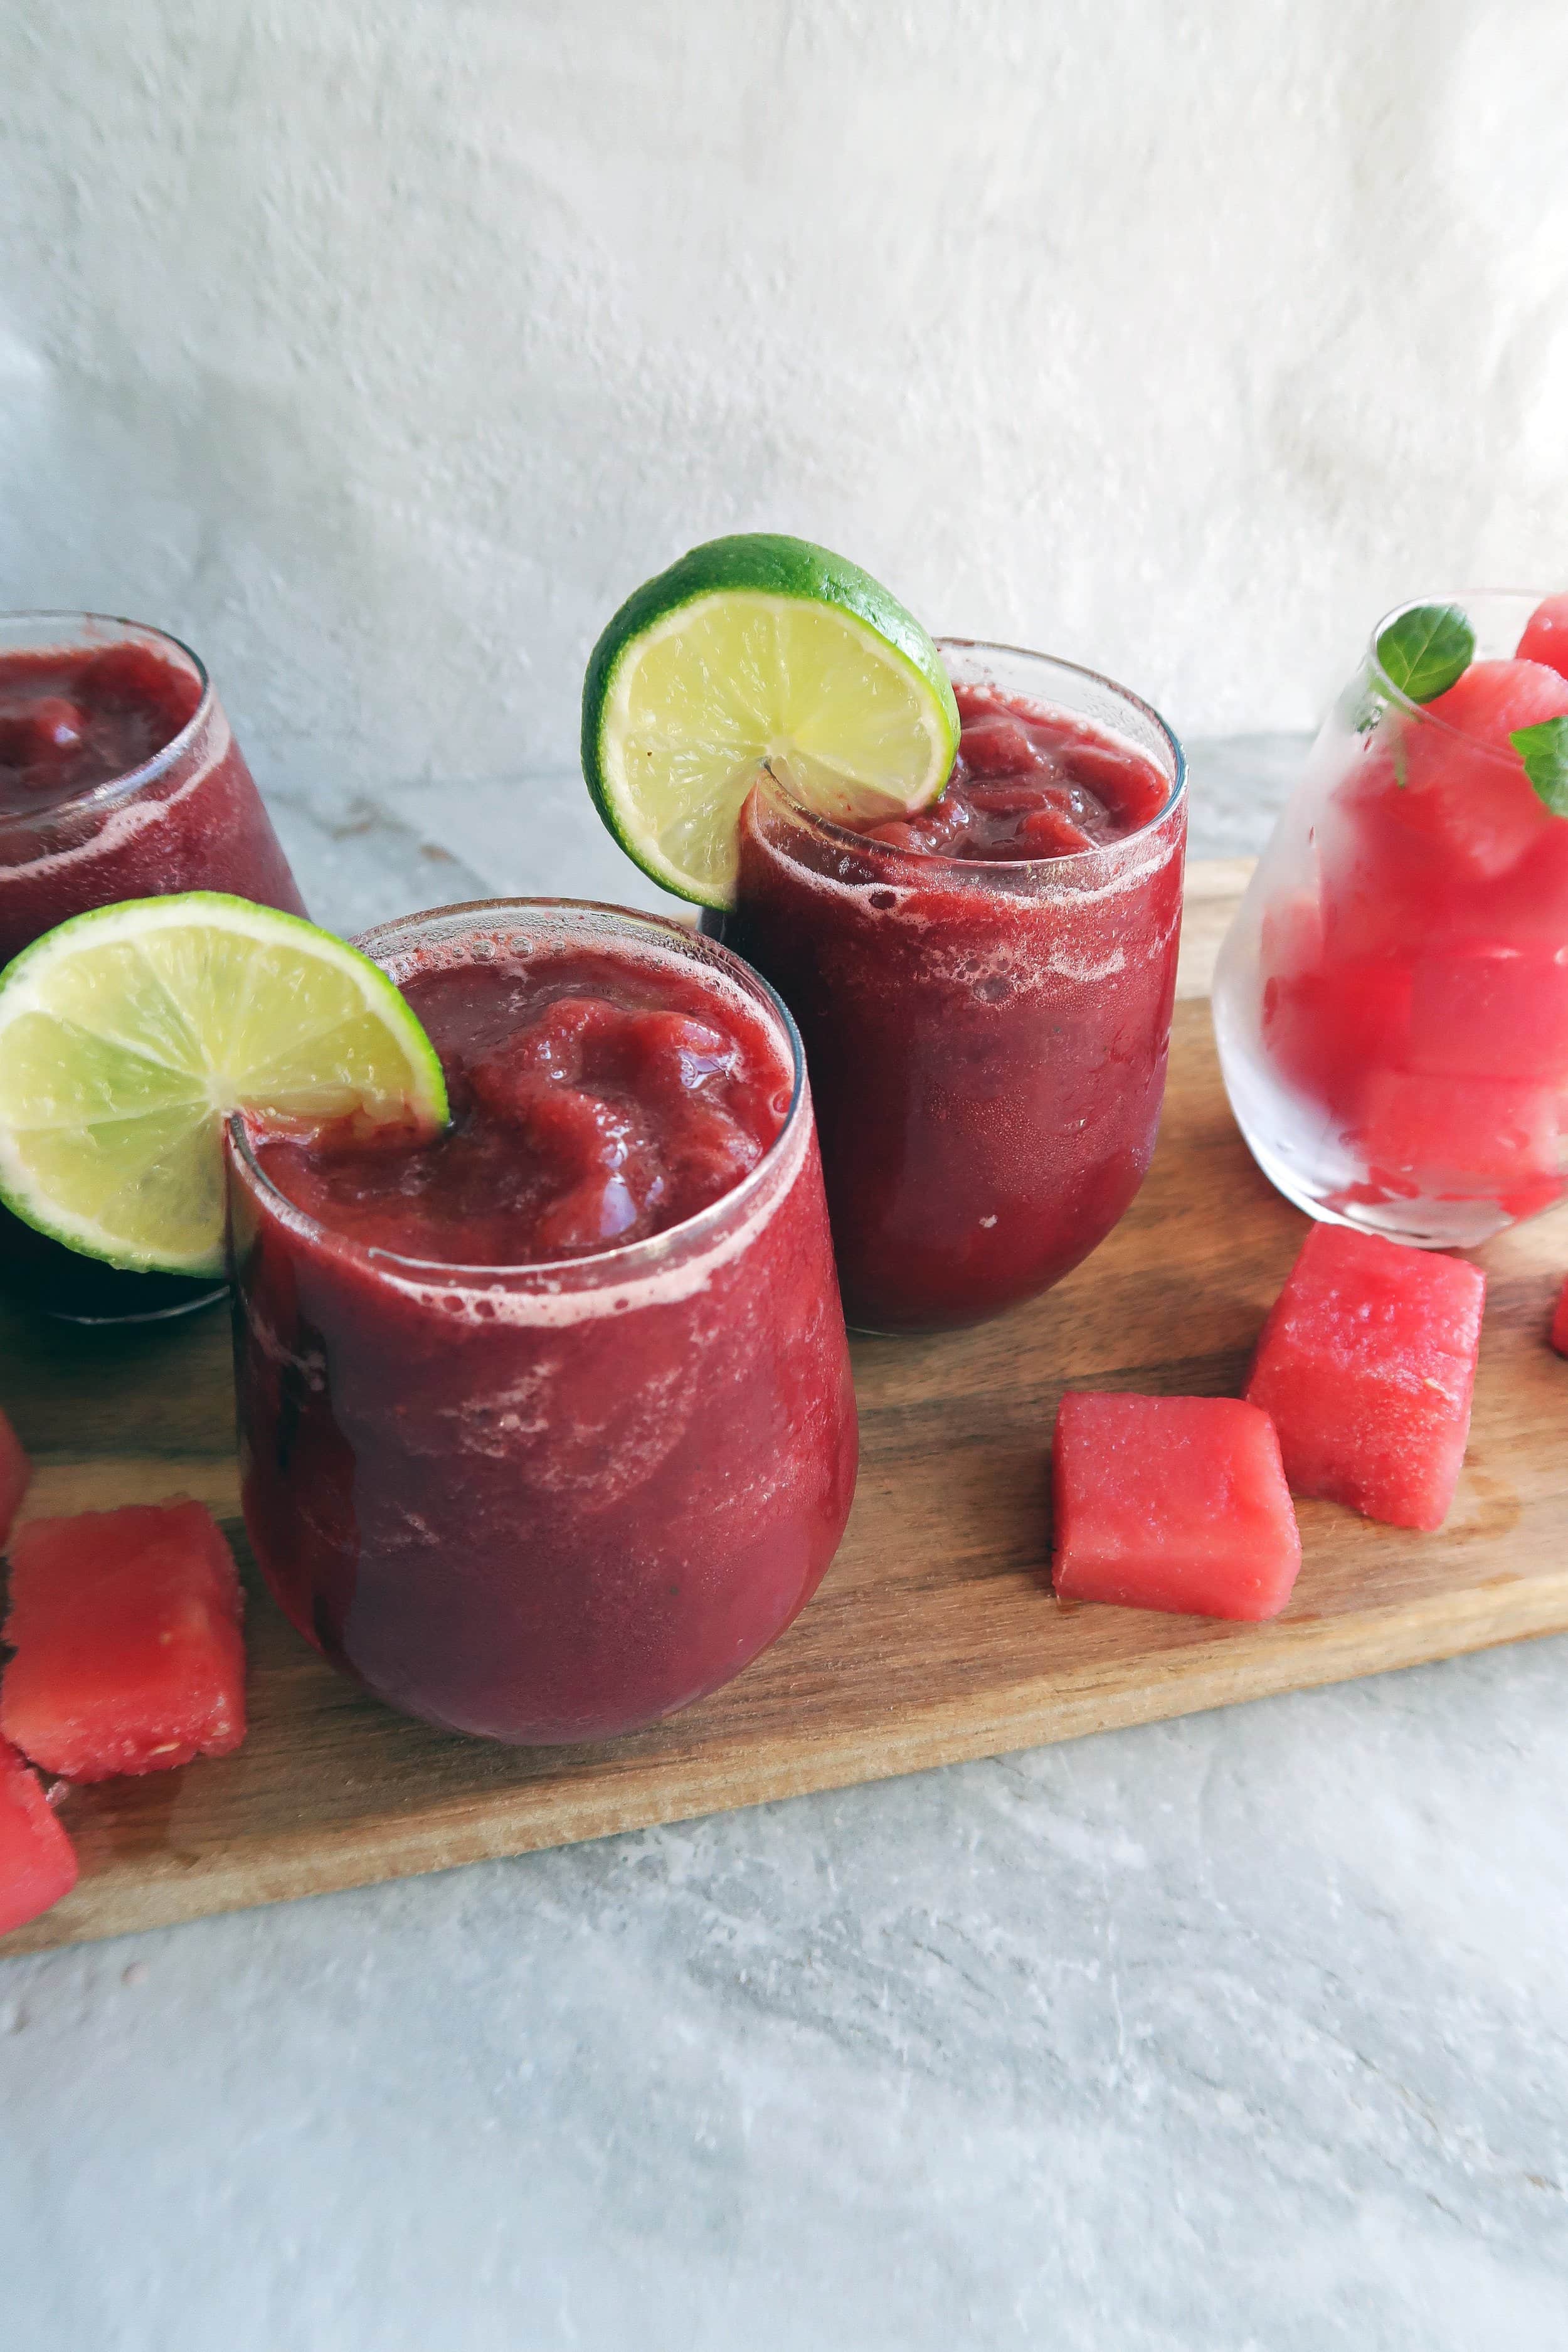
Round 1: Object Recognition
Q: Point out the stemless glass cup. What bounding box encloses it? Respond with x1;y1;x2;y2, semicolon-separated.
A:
709;640;1187;1335
0;611;307;1323
227;899;859;1747
1212;591;1568;1248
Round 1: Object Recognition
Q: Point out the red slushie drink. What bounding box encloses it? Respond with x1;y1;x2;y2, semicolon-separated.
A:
714;642;1186;1332
229;901;857;1745
0;613;306;1320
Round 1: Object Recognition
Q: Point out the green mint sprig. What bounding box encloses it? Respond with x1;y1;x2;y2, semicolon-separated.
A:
1512;716;1568;817
1374;604;1475;704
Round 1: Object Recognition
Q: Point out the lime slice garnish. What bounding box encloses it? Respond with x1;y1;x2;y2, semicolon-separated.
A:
0;893;448;1276
581;533;961;907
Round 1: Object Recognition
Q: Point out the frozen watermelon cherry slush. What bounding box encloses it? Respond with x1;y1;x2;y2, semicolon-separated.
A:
228;901;857;1745
713;644;1187;1332
0;613;306;1320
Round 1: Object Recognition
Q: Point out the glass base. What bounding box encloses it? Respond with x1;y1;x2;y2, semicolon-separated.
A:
0;1200;229;1325
846;1313;1005;1338
1212;1010;1546;1250
843;1288;1051;1338
43;1282;228;1328
1234;1114;1519;1252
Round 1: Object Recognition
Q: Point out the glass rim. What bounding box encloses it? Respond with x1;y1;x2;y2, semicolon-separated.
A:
0;609;214;844
225;894;810;1288
760;636;1186;877
1364;591;1558;763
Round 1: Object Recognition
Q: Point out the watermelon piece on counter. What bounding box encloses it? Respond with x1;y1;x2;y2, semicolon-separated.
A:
0;1407;29;1546
1247;1223;1485;1531
1051;1392;1301;1621
0;1500;246;1783
0;1735;77;1936
1552;1277;1568;1357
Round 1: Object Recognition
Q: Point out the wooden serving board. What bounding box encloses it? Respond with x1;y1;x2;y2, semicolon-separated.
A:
3;860;1565;1955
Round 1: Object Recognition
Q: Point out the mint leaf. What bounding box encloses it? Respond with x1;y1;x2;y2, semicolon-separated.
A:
1375;604;1475;703
1512;717;1568;817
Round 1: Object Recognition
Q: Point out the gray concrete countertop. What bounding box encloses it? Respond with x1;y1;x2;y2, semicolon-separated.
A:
9;738;1568;2352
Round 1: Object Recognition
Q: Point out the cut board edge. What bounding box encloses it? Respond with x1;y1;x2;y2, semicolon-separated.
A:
7;1560;1565;1957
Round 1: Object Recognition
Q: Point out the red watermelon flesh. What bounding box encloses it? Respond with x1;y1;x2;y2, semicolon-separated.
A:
1;1500;246;1783
1419;654;1568;752
1406;943;1568;1083
0;1407;29;1546
1354;1069;1562;1217
0;1735;77;1935
1051;1392;1301;1621
1398;661;1568;880
1318;753;1481;960
1262;956;1412;1120
1552;1277;1568;1357
1246;1224;1485;1530
1258;891;1325;983
1517;594;1568;681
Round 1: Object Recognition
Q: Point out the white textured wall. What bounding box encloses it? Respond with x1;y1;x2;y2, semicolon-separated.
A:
3;0;1567;812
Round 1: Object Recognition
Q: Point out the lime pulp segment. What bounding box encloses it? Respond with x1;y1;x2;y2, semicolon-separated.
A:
0;894;448;1276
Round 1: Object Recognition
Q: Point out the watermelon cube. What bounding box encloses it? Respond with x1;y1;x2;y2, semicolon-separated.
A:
0;1735;77;1936
1355;1068;1561;1208
1051;1392;1301;1621
0;1406;29;1546
1402;661;1568;879
1552;1277;1568;1357
0;1500;246;1782
1262;955;1412;1118
1259;890;1325;982
1517;593;1568;680
1318;762;1475;960
1406;943;1568;1084
1246;1224;1485;1530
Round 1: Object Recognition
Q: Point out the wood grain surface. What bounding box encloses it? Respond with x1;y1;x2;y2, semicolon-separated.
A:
3;861;1565;1954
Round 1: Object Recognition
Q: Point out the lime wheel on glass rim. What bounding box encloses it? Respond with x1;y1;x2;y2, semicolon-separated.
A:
581;532;960;908
0;893;448;1278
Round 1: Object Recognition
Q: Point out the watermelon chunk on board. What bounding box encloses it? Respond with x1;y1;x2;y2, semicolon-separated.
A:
1051;1392;1301;1621
1;1500;246;1783
0;1735;77;1936
0;1407;29;1547
1247;1224;1485;1532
